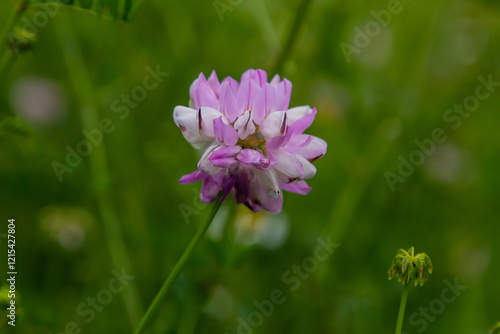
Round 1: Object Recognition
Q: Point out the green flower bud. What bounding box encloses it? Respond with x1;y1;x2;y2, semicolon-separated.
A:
388;247;433;287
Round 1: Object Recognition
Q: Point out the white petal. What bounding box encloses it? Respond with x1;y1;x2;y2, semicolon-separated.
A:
260;111;285;139
295;154;317;179
173;106;207;147
285;106;312;126
255;168;280;199
198;107;225;139
272;150;304;180
197;144;222;175
234;109;256;139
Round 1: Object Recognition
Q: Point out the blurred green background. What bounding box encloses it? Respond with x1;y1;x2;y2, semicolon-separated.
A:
1;0;499;333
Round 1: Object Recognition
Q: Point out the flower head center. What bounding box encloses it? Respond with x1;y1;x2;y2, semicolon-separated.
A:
237;128;267;156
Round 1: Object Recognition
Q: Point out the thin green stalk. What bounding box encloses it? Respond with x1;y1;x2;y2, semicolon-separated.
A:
53;15;142;328
395;286;409;334
272;0;313;74
0;0;25;73
134;198;224;334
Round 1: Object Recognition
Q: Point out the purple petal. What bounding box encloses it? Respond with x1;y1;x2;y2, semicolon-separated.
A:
219;80;239;123
209;146;242;168
213;117;238;146
237;78;261;114
285;134;313;153
270;74;281;87
276;78;292;111
207;70;221;97
236;149;270;170
190;73;218;110
280;180;311;195
222;77;239;95
252;83;276;125
179;170;208;184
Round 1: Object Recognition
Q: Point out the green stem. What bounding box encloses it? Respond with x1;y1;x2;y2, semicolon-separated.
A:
395;286;409;334
53;15;143;328
134;198;224;334
272;0;313;74
0;1;25;73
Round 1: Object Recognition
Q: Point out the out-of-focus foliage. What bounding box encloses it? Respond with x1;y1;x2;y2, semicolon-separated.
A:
1;0;500;333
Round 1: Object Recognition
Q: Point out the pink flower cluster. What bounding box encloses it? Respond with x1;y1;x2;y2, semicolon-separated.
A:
174;69;326;213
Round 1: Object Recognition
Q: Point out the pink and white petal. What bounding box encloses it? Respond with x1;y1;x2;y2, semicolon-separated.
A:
266;126;294;152
280;180;311;195
213;117;238;146
276;78;292;111
219;80;239;123
284;134;313;153
295;154;317;179
173;106;206;146
179;170;208;184
286;106;312;124
288;107;317;135
297;136;327;161
252;83;276;125
207;70;221;97
198;107;224;138
254;168;281;199
260;111;285;139
272;150;304;180
237;149;270;170
198;144;222;175
208;146;242;168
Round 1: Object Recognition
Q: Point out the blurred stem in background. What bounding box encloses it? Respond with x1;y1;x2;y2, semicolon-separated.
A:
395;286;409;334
53;14;143;329
0;1;25;79
272;0;313;74
134;197;224;334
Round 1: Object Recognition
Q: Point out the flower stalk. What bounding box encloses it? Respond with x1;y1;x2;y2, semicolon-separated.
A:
134;196;223;334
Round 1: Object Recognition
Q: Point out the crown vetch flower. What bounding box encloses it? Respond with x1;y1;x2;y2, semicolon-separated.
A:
174;69;327;213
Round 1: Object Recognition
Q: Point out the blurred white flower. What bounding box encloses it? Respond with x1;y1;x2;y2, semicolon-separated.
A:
203;285;234;321
39;206;93;251
10;77;66;126
234;207;289;249
424;142;476;185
